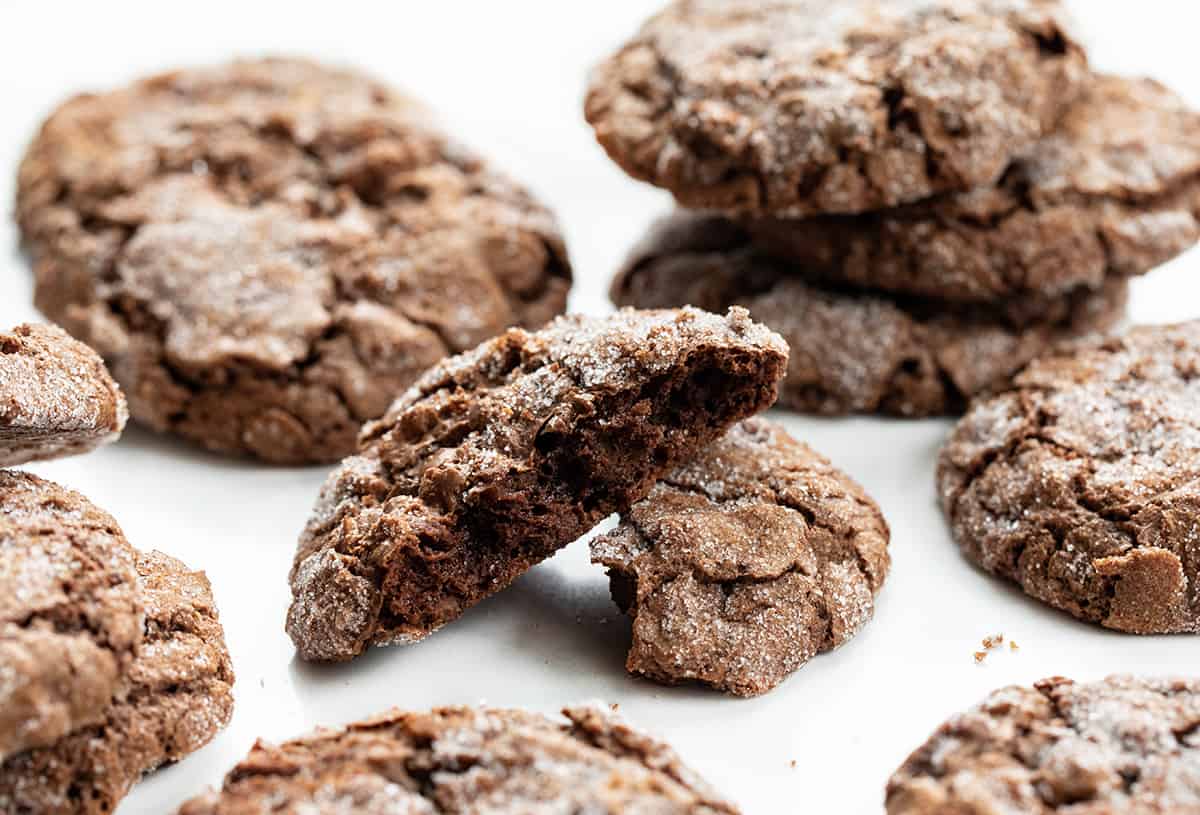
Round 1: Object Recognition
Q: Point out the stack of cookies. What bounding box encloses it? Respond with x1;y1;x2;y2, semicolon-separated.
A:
586;0;1200;417
0;323;233;814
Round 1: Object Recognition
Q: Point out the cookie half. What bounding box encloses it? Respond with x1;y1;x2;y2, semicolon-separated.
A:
287;307;788;661
591;418;889;697
938;321;1200;634
0;323;127;467
0;549;235;815
0;472;143;763
887;676;1200;813
177;704;737;814
585;0;1086;216
746;75;1200;302
18;57;571;464
613;213;1126;417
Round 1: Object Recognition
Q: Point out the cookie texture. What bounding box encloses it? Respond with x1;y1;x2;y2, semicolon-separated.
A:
887;675;1200;814
613;213;1126;417
938;321;1200;634
177;704;738;814
585;0;1086;216
17;57;571;464
747;74;1200;301
0;549;235;815
0;471;142;763
0;323;127;468
288;307;788;662
591;418;889;697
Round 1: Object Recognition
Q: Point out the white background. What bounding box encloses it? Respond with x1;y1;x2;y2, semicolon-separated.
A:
1;2;1198;812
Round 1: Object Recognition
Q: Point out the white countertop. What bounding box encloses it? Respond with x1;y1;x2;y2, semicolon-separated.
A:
1;2;1196;812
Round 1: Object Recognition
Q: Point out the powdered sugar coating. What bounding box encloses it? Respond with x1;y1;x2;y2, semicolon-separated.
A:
887;676;1200;813
585;0;1086;216
748;74;1200;302
0;549;235;815
0;323;127;467
613;212;1126;418
938;321;1200;633
17;57;571;463
0;471;142;763
177;704;738;814
288;307;788;661
591;418;889;697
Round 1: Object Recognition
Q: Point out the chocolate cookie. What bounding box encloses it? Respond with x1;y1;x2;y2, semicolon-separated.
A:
0;471;142;763
886;675;1200;813
0;549;235;815
287;307;788;661
177;704;738;814
585;0;1086;216
17;57;571;464
613;213;1126;417
0;323;127;467
591;418;889;697
938;321;1200;634
746;75;1200;302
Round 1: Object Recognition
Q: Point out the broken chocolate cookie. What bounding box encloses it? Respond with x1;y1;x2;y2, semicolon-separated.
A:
591;418;890;696
287;307;788;661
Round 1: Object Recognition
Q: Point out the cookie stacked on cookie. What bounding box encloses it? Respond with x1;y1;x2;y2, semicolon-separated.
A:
0;323;234;814
588;0;1200;417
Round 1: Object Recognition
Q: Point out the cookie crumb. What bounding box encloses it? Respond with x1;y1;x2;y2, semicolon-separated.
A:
790;760;797;769
1010;640;1020;652
974;651;988;664
981;633;1005;650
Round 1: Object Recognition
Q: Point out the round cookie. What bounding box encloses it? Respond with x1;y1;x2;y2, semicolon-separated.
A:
0;471;142;763
746;75;1200;302
613;213;1127;417
0;549;235;815
0;323;127;467
938;321;1200;634
288;307;788;661
886;675;1200;813
585;0;1087;217
177;704;737;814
591;418;889;697
18;57;572;464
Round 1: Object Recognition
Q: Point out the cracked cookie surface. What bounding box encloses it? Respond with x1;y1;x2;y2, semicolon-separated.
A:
177;704;739;814
17;57;571;464
747;75;1200;302
0;323;127;467
938;321;1200;634
0;549;235;815
613;213;1126;417
887;675;1200;814
585;0;1086;216
0;471;142;764
287;307;788;662
591;418;889;697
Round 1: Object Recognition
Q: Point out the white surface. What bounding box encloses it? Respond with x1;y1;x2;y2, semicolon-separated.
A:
1;2;1198;812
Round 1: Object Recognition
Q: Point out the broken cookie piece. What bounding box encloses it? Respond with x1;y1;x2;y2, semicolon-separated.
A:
0;323;127;467
287;307;788;662
177;704;738;814
591;418;890;696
